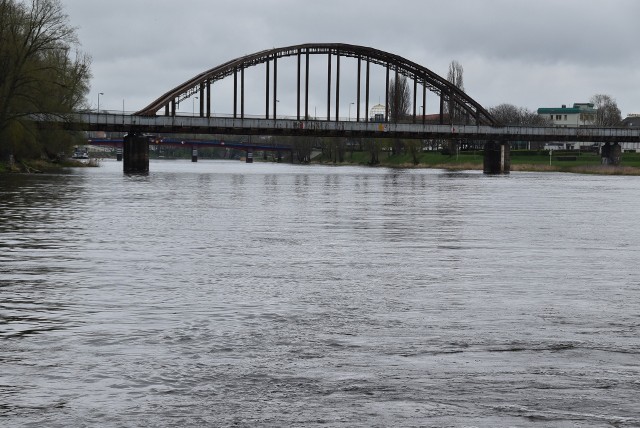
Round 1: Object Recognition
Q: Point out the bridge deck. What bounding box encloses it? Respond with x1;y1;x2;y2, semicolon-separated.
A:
39;113;640;143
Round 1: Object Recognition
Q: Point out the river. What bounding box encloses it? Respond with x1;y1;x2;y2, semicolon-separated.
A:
1;159;639;427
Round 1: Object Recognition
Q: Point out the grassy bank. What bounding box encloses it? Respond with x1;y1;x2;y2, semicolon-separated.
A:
313;150;640;175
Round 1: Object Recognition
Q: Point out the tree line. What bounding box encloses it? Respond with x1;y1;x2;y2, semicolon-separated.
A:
0;0;91;162
390;60;623;127
349;60;625;163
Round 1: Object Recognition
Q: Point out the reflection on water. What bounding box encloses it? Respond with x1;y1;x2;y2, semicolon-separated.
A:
1;160;640;426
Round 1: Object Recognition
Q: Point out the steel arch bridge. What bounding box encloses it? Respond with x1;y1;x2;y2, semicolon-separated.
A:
135;43;498;126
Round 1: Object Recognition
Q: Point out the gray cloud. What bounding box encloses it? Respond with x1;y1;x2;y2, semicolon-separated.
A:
64;0;640;116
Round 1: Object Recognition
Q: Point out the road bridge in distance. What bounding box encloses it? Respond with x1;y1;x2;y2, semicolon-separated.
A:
88;136;292;163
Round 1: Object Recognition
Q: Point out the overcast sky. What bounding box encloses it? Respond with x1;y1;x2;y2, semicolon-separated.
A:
62;0;640;117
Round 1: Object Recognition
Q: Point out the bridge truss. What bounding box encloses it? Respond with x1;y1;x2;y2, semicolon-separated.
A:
134;43;499;126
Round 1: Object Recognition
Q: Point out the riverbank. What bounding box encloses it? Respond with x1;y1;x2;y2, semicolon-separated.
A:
0;158;99;173
4;153;640;176
313;150;640;175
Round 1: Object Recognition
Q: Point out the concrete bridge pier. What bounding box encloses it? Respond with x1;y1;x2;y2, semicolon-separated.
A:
483;141;510;174
600;142;623;165
192;146;198;162
123;133;149;173
611;143;622;165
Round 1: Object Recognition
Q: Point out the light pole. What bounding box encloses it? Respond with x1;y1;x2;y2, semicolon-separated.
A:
97;92;103;112
193;96;198;116
349;102;354;121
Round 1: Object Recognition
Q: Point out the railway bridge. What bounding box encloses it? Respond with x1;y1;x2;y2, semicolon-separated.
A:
37;43;640;173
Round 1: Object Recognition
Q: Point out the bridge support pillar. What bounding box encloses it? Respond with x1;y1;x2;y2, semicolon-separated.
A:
600;142;622;165
611;142;622;166
123;133;149;174
483;141;510;174
192;147;198;162
246;150;253;163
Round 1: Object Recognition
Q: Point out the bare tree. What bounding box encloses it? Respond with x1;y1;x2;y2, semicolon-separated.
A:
446;60;465;124
291;137;313;163
388;75;411;123
405;140;421;165
447;61;464;91
590;94;622;126
489;104;552;126
387;75;411;154
365;139;382;165
441;61;466;154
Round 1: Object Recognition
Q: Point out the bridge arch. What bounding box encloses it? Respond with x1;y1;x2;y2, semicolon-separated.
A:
135;43;498;126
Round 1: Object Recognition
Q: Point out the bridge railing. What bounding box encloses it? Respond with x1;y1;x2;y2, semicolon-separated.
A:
88;109;363;122
34;112;640;143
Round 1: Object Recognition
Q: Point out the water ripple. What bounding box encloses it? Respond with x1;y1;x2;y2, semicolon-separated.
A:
1;161;640;426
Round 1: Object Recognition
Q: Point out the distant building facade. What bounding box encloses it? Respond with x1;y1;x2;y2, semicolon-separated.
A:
535;102;597;150
621;114;640;128
537;103;596;127
620;115;640;152
369;104;386;122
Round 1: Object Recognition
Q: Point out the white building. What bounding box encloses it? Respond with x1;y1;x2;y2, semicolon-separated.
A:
369;104;386;122
537;103;596;127
537;102;597;150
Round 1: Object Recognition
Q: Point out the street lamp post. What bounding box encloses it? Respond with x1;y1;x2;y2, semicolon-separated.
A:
349;102;355;121
193;96;199;116
97;92;104;112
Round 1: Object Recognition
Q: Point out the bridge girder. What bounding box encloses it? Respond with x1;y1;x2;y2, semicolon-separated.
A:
135;43;499;126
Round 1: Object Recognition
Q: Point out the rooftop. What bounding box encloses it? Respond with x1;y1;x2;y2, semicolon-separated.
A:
538;102;596;115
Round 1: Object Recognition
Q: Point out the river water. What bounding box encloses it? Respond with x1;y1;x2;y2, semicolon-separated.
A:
1;159;639;427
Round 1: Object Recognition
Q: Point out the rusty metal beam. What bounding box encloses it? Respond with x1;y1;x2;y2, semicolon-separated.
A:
241;68;245;119
327;52;331;121
297;50;301;120
135;43;499;126
413;76;417;123
365;59;370;122
305;50;309;119
233;68;237;119
335;51;340;122
394;67;399;123
273;56;278;118
265;59;270;119
422;84;426;125
356;58;361;122
199;82;204;117
385;64;389;122
206;80;211;118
